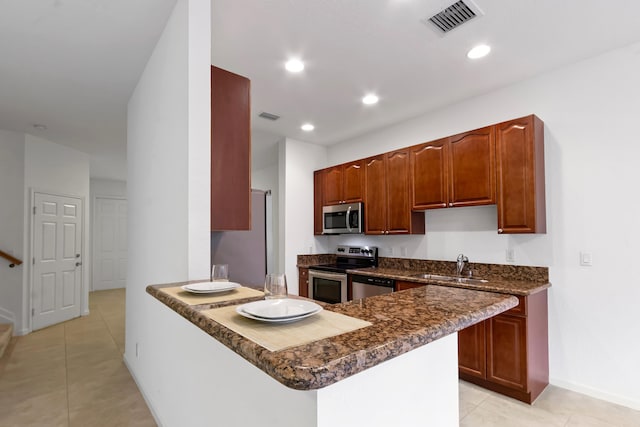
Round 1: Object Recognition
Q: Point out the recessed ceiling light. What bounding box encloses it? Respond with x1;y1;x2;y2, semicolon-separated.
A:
285;59;305;73
362;94;379;105
301;123;315;131
32;124;47;130
467;44;491;59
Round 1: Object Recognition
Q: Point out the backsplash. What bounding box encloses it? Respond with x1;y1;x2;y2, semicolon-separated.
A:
298;254;548;283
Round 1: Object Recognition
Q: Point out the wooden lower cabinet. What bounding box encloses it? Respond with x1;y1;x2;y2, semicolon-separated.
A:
458;290;549;404
298;267;309;298
458;321;486;379
395;280;425;292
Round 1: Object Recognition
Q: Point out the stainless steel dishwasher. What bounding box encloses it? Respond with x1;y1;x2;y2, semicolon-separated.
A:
351;274;394;300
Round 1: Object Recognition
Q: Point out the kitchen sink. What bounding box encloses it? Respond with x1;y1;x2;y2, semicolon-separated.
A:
409;273;488;284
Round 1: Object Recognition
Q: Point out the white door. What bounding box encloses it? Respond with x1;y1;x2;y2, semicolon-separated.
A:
93;197;127;290
32;192;83;330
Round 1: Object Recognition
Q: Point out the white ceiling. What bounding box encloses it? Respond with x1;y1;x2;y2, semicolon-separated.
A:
2;1;640;178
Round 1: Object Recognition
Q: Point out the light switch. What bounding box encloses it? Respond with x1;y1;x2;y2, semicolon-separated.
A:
580;252;593;266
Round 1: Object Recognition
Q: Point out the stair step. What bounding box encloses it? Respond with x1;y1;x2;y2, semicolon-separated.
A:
0;323;13;359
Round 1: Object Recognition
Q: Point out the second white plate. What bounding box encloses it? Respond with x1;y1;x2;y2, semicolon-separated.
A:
237;299;322;320
181;281;240;294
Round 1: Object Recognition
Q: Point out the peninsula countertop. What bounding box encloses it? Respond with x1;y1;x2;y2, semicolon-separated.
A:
147;281;517;390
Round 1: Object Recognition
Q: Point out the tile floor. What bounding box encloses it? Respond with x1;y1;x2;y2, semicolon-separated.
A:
1;289;639;426
0;289;155;426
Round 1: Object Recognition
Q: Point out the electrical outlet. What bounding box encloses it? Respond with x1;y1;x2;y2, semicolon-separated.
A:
389;247;395;256
506;249;515;263
400;246;407;257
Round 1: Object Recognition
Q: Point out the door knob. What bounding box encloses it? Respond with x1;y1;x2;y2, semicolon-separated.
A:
76;262;82;267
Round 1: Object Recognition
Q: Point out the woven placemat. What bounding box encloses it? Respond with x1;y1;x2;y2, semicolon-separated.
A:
203;304;372;352
159;285;264;305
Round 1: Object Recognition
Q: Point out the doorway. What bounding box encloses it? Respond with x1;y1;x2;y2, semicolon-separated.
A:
31;192;83;330
92;197;128;291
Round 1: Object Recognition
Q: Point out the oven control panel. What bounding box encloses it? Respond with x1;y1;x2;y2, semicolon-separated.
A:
335;245;378;259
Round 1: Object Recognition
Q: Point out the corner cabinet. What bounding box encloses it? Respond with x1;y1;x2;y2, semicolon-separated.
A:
496;115;546;234
364;151;425;235
459;291;549;404
314;171;324;235
211;66;251;230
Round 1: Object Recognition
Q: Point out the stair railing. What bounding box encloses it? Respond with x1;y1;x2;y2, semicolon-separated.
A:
0;250;22;268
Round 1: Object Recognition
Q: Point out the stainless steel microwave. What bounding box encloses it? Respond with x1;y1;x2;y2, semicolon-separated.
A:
322;202;363;234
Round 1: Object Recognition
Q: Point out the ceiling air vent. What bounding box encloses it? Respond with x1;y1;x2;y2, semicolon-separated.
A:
258;111;280;121
423;0;484;34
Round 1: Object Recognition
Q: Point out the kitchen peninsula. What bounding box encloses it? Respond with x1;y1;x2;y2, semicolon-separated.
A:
147;281;517;426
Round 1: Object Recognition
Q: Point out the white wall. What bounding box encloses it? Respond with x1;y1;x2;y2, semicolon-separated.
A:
0;130;25;330
321;41;640;409
24;134;91;325
253;161;279;274
125;0;210;423
280;138;328;295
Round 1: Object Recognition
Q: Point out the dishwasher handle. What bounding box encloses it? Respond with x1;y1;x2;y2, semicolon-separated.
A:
350;274;395;288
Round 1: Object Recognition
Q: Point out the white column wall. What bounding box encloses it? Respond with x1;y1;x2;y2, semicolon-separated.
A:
0;130;25;332
280;138;327;295
324;41;640;409
253;162;280;274
125;0;210;423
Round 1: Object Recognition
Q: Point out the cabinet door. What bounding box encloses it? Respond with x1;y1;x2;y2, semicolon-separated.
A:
323;166;343;205
458;321;487;379
343;160;365;203
411;139;449;209
314;170;324;235
496;115;546;234
298;267;309;298
487;314;528;391
364;155;387;235
395;280;425;292
211;66;251;230
386;150;412;234
449;126;495;207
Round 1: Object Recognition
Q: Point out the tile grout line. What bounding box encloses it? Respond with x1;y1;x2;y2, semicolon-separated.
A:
64;321;71;427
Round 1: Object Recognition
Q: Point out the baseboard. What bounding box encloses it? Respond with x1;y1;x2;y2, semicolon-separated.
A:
123;354;165;427
0;307;15;324
16;328;30;336
550;377;640;411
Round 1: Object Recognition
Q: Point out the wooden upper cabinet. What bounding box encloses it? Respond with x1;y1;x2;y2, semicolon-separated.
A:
323;166;343;205
211;66;251;230
496;115;546;234
365;151;425;235
342;160;365;203
313;170;324;235
449;126;496;207
322;160;364;205
410;138;449;209
364;155;387;235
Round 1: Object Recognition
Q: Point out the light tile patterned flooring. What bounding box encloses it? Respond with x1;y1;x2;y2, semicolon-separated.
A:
1;288;639;426
0;289;155;426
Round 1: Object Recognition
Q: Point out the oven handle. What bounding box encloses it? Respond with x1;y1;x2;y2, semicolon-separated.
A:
308;269;347;280
346;205;353;233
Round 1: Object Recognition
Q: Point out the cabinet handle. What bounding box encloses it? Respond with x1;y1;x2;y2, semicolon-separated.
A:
448;203;453;207
498;228;503;233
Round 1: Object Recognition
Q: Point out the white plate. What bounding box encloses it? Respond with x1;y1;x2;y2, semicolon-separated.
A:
181;282;240;294
236;299;322;321
236;306;322;323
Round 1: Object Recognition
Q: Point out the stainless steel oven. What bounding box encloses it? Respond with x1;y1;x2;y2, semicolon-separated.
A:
308;245;378;304
308;269;347;304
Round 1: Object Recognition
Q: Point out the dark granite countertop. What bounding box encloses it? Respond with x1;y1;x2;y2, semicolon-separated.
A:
350;267;550;296
147;281;517;391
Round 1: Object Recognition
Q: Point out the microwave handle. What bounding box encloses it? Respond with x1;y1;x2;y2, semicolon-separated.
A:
346;205;353;233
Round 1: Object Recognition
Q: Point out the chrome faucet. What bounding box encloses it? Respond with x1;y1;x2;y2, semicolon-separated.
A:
456;254;469;276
